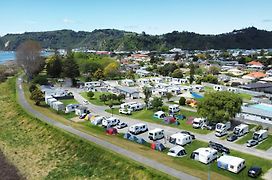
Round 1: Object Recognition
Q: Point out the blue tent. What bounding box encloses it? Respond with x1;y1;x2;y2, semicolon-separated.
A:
136;137;146;144
128;135;137;141
156;142;166;151
123;132;132;139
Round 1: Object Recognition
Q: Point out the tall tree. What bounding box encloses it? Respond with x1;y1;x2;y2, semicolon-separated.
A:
62;55;80;80
189;62;195;84
151;97;163;111
16;40;44;80
93;68;104;80
46;55;62;77
166;92;173;102
143;87;152;109
171;69;183;78
30;89;44;105
103;62;120;79
197;91;242;123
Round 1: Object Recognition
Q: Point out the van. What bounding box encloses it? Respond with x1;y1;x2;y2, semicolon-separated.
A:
253;129;268;142
215;122;231;137
148;128;164;141
192;118;207;129
233;124;249;137
168;105;180;114
102;117;120;128
129;123;148;135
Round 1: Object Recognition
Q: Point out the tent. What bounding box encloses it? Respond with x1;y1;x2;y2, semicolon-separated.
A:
123;132;132;139
136;137;146;144
180;92;194;99
106;128;118;135
151;142;166;151
128;134;137;141
163;116;177;124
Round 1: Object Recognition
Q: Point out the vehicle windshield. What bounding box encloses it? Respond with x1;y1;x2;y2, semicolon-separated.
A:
216;124;222;129
193;122;200;125
233;128;239;135
253;134;259;140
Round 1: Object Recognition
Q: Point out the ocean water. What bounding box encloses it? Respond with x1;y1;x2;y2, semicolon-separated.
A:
0;51;53;64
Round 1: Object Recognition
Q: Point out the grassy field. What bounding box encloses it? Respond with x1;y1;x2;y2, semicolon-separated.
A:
59;98;78;106
80;91;121;106
235;131;254;144
0;78;171;180
256;135;272;150
105;108;211;134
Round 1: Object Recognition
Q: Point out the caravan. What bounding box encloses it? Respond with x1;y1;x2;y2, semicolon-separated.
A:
168;105;180;114
120;102;144;111
253;130;268;142
217;155;246;173
233;124;249;137
129;123;148;135
153;111;166;119
169;133;192;146
148;128;164;141
190;148;218;164
215;122;231;137
192;118;207;129
102;117;120;128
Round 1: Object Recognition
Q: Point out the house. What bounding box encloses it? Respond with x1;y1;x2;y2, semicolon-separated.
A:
190;148;218;164
217;155;246;173
172;78;189;84
239;82;272;92
52;101;65;111
114;86;140;99
227;68;245;76
167;86;181;95
191;85;204;92
242;72;267;80
122;79;135;87
150;77;163;84
137;78;150;86
247;61;264;69
152;88;167;96
266;69;272;76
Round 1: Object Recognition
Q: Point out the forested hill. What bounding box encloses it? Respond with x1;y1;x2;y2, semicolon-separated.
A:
1;27;272;51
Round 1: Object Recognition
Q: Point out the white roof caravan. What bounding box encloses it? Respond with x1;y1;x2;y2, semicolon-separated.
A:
215;122;231;137
253;129;268;142
65;104;80;113
120;102;144;111
168;105;180;114
190;148;218;164
148;128;164;141
233;124;249;137
52;101;65;111
192;118;207;129
169;133;192;146
167;146;186;157
47;98;57;107
129;123;148;135
153;111;166;119
217;155;245;173
213;85;223;91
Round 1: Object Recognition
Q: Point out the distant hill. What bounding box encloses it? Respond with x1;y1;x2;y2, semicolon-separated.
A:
1;27;272;51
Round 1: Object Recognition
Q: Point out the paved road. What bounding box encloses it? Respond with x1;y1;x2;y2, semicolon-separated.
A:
16;77;199;180
71;88;272;161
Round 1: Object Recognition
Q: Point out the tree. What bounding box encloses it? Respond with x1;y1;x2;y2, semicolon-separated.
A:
29;84;38;93
189;62;195;84
196;74;218;84
117;94;126;102
103;62;120;79
143;87;152;109
174;53;180;61
179;97;186;106
166;92;173;102
158;63;178;76
46;55;62;77
171;69;183;78
62;55;80;81
208;66;220;75
151;97;163;111
99;94;108;104
30;88;44;105
197;91;242;123
93;68;104;80
16;40;44;80
87;91;94;99
125;70;135;80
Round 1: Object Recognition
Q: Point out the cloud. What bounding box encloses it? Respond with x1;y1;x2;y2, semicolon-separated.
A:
262;19;272;23
63;18;75;24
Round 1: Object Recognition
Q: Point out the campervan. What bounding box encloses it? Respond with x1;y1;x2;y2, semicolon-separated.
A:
65;104;80;113
129;123;148;135
153;111;166;119
169;133;192;146
148;128;164;141
167;146;186;157
215;122;231;137
217;155;246;173
253;130;268;142
192;118;207;129
233;124;249;137
47;98;57;107
168;105;180;114
102;117;120;128
190;148;218;164
91;116;106;125
120;102;144;111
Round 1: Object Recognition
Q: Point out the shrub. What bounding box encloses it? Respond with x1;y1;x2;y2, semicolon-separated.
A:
32;75;48;85
179;97;186;106
29;84;38;93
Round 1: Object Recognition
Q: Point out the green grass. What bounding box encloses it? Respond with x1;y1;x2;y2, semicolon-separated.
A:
106;108;211;134
236;131;253;144
80;91;121;106
59;98;78;106
0;77;171;180
238;93;252;101
256;135;272;150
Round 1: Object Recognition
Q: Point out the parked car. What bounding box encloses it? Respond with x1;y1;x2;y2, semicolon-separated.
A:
247;139;258;147
180;131;195;139
227;134;238;142
117;122;128;129
209;141;230;154
83;100;89;105
248;166;262;178
203;122;216;130
119;108;132;115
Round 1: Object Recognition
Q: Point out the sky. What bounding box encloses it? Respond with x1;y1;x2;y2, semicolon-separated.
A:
1;0;272;36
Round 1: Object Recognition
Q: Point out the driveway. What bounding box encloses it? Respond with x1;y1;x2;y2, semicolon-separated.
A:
17;77;198;180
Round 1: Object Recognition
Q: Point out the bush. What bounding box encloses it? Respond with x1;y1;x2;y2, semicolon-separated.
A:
32;75;48;85
87;91;94;99
29;84;38;93
179;97;186;106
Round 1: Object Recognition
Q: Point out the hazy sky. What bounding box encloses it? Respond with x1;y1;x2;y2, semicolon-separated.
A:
1;0;272;36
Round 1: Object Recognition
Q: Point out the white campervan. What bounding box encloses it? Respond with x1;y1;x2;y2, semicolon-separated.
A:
253;129;268;142
168;105;180;114
191;148;218;164
217;155;245;173
169;133;192;146
233;124;249;137
91;116;106;125
215;122;231;137
120;102;144;111
129;123;148;135
148;128;164;141
192;118;207;129
102;117;120;128
153;111;166;119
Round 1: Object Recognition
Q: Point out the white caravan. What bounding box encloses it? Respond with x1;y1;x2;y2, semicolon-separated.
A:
65;104;80;113
253;129;268;142
153;111;166;119
47;98;57;107
120;102;144;111
169;133;192;146
192;118;207;129
102;117;120;128
215;122;231;137
167;146;186;157
233;124;249;137
168;105;180;113
129;123;148;135
148;128;164;141
190;148;218;164
217;155;245;173
91;116;106;125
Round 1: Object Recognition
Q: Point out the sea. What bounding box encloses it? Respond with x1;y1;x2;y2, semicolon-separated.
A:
0;51;53;64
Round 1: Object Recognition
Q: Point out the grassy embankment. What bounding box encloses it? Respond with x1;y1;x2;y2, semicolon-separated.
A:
0;78;171;180
22;80;272;180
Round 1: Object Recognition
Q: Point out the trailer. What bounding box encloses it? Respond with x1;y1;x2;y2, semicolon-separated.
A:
217;155;246;173
167;146;186;157
190;148;218;164
148;128;164;141
129;123;148;135
169;133;192;146
233;124;249;137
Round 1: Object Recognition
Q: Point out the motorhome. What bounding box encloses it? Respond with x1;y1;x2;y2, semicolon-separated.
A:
102;117;120;128
153;111;166;119
52;101;65;111
192;118;207;129
169;133;192;146
148;128;164;141
215;122;231;137
91;116;106;125
252;130;268;142
217;155;246;173
190;148;218;164
167;146;186;157
233;124;249;137
65;104;80;113
120;102;144;111
168;105;180;114
129;123;148;135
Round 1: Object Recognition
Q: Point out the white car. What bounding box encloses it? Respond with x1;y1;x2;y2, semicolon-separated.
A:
83;100;89;105
117;122;128;129
119;108;132;115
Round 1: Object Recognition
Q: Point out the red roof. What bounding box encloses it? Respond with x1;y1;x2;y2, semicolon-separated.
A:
247;61;263;66
246;72;267;78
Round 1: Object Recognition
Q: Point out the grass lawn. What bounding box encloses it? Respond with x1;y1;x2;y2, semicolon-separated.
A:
235;131;253;144
17;78;272;180
0;78;170;180
238;93;252;101
256;135;272;150
80;91;121;106
59;98;78;106
106;108;211;134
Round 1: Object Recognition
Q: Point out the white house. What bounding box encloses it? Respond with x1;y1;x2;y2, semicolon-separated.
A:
122;79;135;87
152;88;167;96
217;155;246;173
150;77;163;84
190;148;218;164
114;86;140;99
136;69;151;77
172;78;188;84
137;78;150;86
